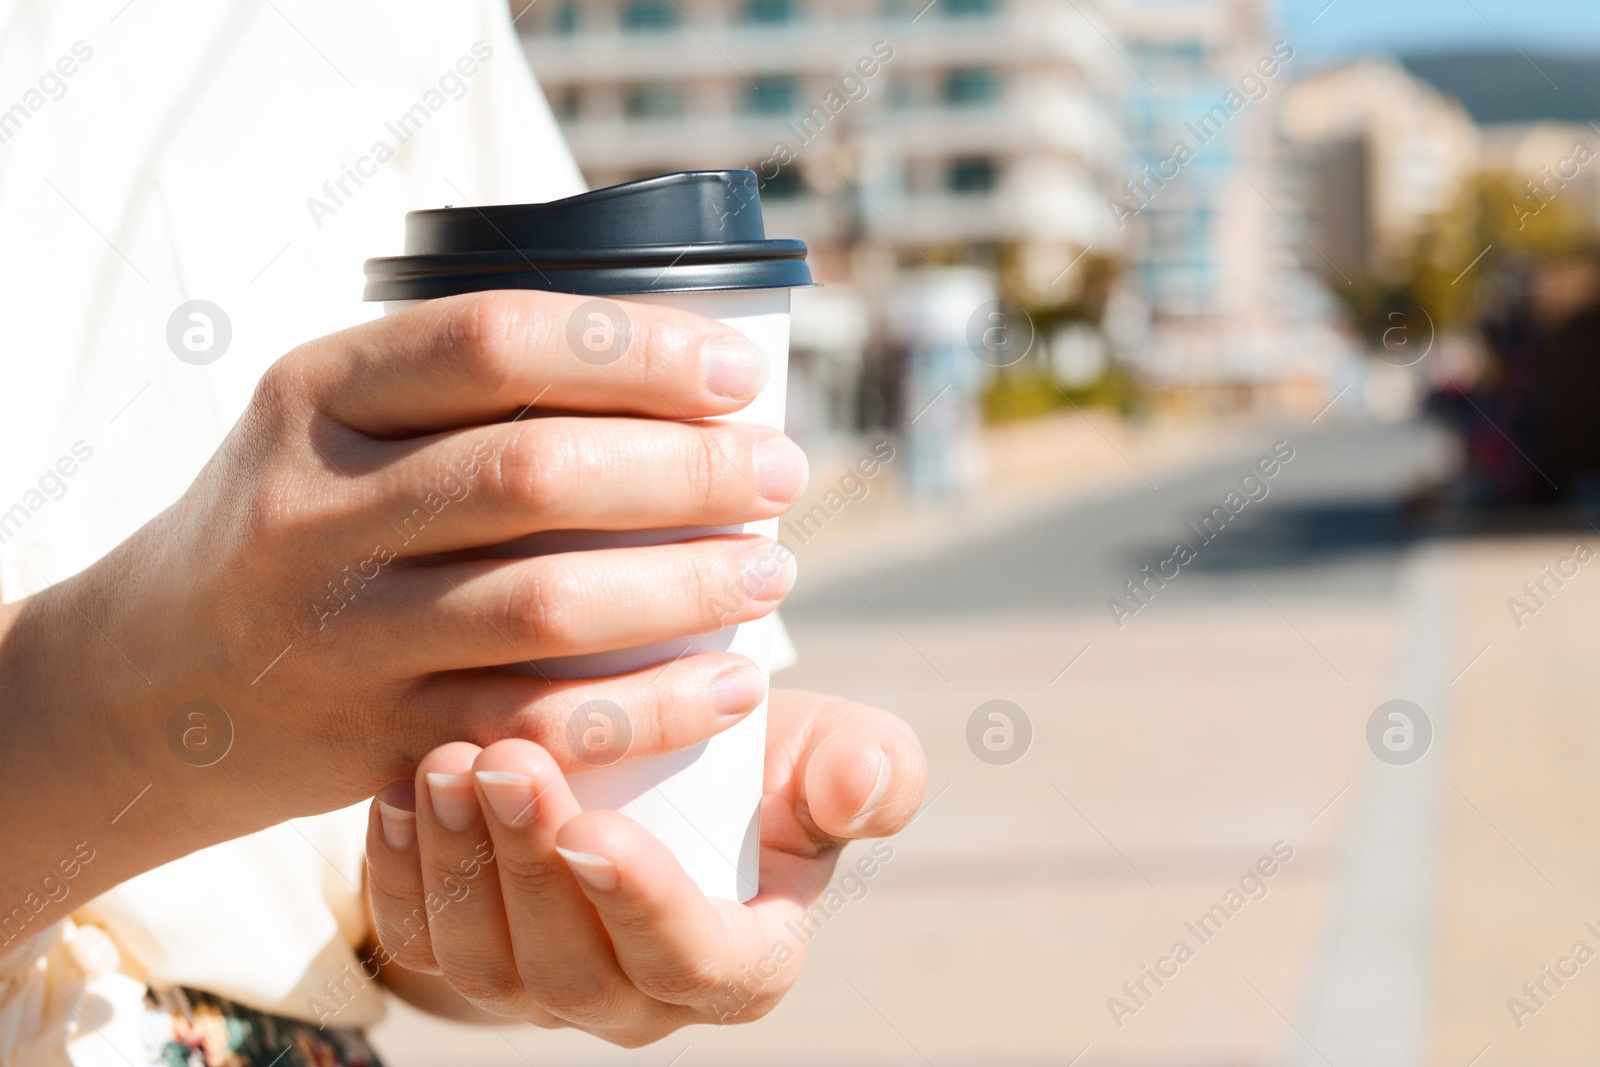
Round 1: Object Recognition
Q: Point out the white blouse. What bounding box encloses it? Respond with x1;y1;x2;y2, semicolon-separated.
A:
0;2;586;1062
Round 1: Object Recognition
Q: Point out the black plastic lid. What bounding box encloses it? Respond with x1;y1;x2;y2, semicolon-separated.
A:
363;170;811;301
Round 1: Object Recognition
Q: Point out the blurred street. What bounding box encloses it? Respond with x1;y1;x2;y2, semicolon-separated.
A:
372;415;1600;1066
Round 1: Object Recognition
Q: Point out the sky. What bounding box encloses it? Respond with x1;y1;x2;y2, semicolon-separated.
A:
1277;0;1600;60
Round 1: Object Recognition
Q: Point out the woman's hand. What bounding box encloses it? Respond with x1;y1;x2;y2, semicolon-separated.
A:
0;291;806;907
365;689;927;1046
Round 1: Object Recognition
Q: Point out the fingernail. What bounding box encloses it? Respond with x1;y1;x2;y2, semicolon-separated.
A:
556;846;619;891
852;746;892;823
425;772;479;832
701;336;767;400
754;437;808;503
378;801;417;850
474;771;540;828
711;664;767;718
741;543;797;602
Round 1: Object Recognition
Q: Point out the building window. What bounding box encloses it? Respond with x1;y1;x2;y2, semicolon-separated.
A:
945;0;997;15
746;75;801;114
625;85;683;119
759;169;805;199
1144;41;1206;62
552;87;583;121
620;0;680;31
742;0;799;23
942;67;1001;107
546;1;580;33
947;157;997;194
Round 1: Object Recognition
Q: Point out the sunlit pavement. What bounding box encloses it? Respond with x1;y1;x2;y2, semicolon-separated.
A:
371;419;1600;1066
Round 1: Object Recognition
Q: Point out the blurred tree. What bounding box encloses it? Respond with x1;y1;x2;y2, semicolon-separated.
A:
1379;171;1600;508
981;247;1133;423
981;364;1135;423
1333;170;1594;344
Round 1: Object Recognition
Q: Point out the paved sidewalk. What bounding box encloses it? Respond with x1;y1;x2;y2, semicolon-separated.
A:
372;599;1403;1067
1431;535;1600;1067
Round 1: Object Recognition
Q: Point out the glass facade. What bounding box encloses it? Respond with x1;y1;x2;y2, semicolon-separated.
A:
746;75;801;114
620;0;679;31
942;67;1001;107
547;1;580;34
948;157;998;194
741;0;799;23
626;85;684;119
1123;41;1236;317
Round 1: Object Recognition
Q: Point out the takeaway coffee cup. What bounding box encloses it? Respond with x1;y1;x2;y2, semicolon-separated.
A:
364;171;810;901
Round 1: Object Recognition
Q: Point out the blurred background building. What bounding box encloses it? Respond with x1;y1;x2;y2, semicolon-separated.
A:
516;0;1122;277
517;0;1127;484
514;0;1600;510
1282;60;1480;282
1105;0;1349;412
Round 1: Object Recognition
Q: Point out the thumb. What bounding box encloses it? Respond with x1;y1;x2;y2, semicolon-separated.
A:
800;718;926;843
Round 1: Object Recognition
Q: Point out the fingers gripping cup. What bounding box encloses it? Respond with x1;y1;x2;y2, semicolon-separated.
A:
364;171;810;901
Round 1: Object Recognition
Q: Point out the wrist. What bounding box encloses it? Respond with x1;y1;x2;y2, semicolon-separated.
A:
0;546;257;909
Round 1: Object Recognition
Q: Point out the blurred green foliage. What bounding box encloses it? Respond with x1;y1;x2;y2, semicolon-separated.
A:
981;364;1135;424
981;246;1131;424
1333;170;1596;343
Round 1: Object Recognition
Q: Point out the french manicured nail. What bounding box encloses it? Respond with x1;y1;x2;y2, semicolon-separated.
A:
754;436;808;503
711;664;767;718
556;847;620;891
742;543;797;601
378;801;417;850
425;773;478;832
852;746;892;823
701;336;767;400
475;771;540;828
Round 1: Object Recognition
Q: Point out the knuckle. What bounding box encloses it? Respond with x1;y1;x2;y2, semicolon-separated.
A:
229;385;315;548
633;315;679;389
505;561;585;649
247;359;301;435
526;967;625;1024
492;426;574;518
606;1019;683;1048
443;965;530;1020
233;475;314;562
684;547;733;629
629;685;673;755
421;854;481;897
634;955;724;1004
700;975;789;1025
365;863;416;918
723;991;783;1024
376;927;438;974
492;852;569;898
682;429;722;513
447;294;524;399
367;895;437;971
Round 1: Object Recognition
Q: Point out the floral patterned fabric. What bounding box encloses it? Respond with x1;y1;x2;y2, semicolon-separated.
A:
141;988;383;1067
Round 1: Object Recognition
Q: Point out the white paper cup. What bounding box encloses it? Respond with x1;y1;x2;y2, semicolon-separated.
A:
367;173;809;901
477;289;789;903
